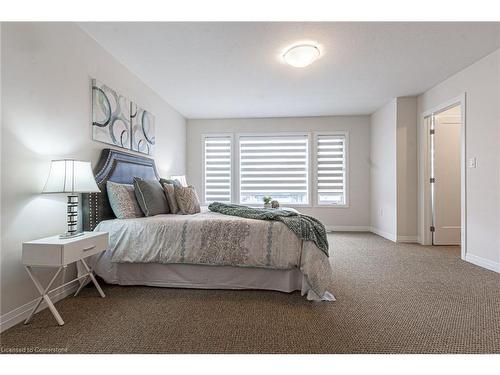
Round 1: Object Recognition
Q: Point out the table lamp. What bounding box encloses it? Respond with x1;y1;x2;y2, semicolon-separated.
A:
42;159;100;238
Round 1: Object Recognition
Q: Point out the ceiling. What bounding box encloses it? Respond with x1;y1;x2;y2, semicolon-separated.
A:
79;22;500;119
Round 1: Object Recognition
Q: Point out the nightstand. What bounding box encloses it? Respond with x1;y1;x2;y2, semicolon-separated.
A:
22;231;108;326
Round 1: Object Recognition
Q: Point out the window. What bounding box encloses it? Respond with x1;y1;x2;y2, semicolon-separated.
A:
203;134;232;203
315;133;347;206
238;134;309;205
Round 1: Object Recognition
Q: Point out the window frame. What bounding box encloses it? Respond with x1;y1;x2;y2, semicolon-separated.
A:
313;131;350;208
236;132;312;207
201;133;234;205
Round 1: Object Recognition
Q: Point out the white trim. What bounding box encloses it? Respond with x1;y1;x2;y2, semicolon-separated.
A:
312;131;349;208
326;225;370;232
420;115;432;245
0;283;78;333
419;93;467;260
397;235;419;243
465;253;500;273
201;130;354;209
370;227;397;242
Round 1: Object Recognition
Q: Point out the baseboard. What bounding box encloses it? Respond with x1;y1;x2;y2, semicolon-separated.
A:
396;235;419;243
329;226;415;243
326;225;371;232
369;227;397;242
465;253;500;273
0;283;78;333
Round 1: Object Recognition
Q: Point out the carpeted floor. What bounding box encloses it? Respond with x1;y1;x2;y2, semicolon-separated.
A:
1;232;499;354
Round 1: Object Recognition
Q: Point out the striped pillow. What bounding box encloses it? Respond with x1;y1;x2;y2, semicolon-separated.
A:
163;183;180;214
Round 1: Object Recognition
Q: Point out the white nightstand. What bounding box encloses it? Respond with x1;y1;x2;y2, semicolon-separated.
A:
22;231;108;326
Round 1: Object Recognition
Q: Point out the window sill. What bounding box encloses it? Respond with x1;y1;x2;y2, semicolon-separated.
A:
313;204;350;209
241;203;312;208
204;203;349;209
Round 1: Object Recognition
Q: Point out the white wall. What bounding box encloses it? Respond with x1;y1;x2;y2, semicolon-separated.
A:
187;116;371;229
418;48;500;270
396;97;418;241
370;100;397;241
1;23;186;321
370;97;418;242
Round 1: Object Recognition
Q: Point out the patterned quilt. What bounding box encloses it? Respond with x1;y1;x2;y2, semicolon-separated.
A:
95;211;335;299
208;202;329;255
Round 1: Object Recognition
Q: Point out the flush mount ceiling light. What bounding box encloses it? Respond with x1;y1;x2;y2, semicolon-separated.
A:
282;43;321;68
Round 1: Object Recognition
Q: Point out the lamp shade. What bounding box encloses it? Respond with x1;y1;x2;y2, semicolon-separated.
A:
42;160;100;194
170;175;187;187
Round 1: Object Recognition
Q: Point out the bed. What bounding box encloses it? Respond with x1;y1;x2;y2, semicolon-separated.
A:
82;149;335;301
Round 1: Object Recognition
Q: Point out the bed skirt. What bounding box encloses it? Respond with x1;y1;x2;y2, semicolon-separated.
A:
81;252;335;301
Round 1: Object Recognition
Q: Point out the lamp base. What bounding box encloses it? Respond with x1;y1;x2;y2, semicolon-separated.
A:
64;194;80;238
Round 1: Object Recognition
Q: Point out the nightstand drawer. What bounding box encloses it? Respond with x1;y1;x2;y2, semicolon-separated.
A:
63;234;108;265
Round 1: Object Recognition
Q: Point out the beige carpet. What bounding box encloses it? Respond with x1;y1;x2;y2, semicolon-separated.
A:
1;232;499;354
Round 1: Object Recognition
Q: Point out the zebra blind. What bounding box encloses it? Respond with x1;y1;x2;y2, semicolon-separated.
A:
239;134;309;205
316;133;346;205
203;135;232;203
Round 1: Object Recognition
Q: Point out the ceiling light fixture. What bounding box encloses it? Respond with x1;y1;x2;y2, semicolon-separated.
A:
282;43;321;68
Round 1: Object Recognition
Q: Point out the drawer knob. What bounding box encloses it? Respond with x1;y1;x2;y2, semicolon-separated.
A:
82;245;96;251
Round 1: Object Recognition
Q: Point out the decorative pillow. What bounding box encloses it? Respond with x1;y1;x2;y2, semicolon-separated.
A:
175;185;201;215
162;183;180;214
106;181;144;219
133;177;170;216
160;178;182;188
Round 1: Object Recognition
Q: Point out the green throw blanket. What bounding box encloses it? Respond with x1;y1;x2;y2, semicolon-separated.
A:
208;202;329;256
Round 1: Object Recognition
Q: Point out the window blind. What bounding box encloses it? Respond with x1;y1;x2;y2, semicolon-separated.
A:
316;134;346;205
203;135;232;203
239;134;309;205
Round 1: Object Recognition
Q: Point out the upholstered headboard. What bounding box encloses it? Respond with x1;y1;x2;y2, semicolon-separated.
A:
82;148;159;231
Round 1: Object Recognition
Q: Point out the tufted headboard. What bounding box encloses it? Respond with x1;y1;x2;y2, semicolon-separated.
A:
82;148;159;231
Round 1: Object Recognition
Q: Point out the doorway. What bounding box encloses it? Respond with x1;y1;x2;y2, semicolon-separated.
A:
421;94;466;259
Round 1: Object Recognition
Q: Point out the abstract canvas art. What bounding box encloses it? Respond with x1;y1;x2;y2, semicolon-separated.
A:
92;79;155;155
131;103;156;155
92;79;131;149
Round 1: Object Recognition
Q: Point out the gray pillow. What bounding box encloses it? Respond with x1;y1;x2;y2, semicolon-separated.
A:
160;178;182;188
133;177;170;216
162;183;180;214
106;181;144;219
175;185;201;215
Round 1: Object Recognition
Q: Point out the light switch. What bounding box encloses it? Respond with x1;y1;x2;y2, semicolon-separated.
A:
468;157;477;168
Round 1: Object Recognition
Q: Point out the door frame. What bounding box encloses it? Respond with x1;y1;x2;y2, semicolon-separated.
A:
420;93;466;259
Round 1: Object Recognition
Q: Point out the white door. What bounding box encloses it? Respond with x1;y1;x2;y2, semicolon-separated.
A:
432;106;461;245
